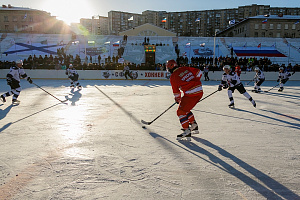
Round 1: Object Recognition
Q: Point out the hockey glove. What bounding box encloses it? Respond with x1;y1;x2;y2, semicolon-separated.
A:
218;85;223;91
175;96;181;104
27;77;33;84
276;79;280;82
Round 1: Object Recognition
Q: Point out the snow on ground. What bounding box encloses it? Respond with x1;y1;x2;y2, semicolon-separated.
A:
0;79;299;200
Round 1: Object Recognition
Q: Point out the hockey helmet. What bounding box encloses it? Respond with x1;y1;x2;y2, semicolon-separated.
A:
15;59;23;65
69;64;73;67
166;59;178;73
279;67;284;71
223;65;231;71
254;67;260;71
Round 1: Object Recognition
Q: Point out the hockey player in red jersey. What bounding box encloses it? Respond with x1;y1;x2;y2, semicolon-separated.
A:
166;60;203;141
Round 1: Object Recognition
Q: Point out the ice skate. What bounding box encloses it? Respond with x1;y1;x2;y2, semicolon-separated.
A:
228;102;235;108
177;128;191;141
190;123;199;134
278;87;283;92
0;95;6;103
77;85;82;89
12;99;20;104
70;85;75;88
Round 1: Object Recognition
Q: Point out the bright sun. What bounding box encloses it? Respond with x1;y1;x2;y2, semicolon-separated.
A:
40;0;94;25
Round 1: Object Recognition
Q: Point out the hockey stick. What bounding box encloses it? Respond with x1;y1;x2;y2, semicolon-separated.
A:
141;90;219;125
141;102;177;125
245;78;255;86
264;83;279;93
32;82;68;103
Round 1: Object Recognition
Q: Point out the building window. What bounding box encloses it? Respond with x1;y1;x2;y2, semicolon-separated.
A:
292;24;296;30
5;25;9;30
262;32;265;37
13;16;17;22
262;24;266;29
276;33;281;37
255;24;259;29
254;32;258;37
277;24;281;30
270;24;274;29
4;16;9;22
285;24;288;30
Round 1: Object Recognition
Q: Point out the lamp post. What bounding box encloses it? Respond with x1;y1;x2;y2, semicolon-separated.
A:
213;30;217;67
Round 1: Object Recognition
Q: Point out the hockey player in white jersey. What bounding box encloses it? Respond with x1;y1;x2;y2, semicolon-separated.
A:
66;64;81;89
218;65;256;108
253;67;265;93
277;67;291;92
0;60;33;104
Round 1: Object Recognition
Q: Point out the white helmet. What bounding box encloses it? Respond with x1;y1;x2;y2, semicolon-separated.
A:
223;65;231;70
16;59;23;65
279;67;284;71
69;64;73;67
254;67;260;71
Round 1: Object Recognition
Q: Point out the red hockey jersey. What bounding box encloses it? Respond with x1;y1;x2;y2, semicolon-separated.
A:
170;67;203;98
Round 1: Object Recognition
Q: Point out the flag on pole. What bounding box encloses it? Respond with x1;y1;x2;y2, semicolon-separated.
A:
162;18;167;23
295;20;299;25
23;13;27;20
229;19;235;25
195;18;200;22
262;19;267;24
257;43;261;48
128;16;133;21
185;42;191;48
113;41;120;47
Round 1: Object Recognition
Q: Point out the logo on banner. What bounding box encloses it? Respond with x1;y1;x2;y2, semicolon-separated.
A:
103;71;110;79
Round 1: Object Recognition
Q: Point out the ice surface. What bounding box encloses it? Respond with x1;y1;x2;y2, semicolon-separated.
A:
0;79;299;199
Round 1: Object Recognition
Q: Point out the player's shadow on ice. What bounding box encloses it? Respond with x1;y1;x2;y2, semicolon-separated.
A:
0;104;13;121
194;109;300;130
0;103;63;133
262;91;300;100
66;88;82;106
149;132;299;199
190;138;300;200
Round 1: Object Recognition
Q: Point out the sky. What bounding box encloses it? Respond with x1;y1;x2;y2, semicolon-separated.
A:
2;0;300;25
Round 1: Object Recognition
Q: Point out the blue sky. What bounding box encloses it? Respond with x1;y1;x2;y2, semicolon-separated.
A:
2;0;299;24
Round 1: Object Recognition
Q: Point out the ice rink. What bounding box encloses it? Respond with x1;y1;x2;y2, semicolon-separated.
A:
0;79;299;200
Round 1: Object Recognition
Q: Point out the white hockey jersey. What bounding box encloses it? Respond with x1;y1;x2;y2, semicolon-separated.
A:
278;71;291;80
221;71;241;87
7;66;28;82
66;68;78;76
255;70;265;80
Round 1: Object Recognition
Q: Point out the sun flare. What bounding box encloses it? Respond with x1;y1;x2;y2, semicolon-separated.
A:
40;0;94;25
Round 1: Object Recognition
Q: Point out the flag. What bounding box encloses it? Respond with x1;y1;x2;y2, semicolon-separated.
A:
128;16;133;21
229;19;235;25
243;42;247;47
113;41;120;47
162;18;167;23
185;42;191;47
23;13;27;20
257;43;261;48
104;41;110;45
295;20;299;25
41;39;48;45
195;18;200;22
262;19;267;24
200;43;205;47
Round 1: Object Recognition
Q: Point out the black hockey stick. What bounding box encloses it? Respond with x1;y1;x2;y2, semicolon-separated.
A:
264;83;279;93
32;82;68;103
245;78;255;86
141;102;177;125
141;90;219;125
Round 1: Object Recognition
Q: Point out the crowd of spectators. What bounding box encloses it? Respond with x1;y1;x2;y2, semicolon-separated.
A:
0;53;299;72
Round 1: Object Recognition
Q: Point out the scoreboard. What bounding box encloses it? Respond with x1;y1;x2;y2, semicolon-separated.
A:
144;45;156;53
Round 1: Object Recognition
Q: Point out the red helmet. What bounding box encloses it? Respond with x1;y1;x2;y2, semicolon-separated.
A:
166;59;178;72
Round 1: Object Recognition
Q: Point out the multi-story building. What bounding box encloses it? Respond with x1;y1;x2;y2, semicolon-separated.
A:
80;16;109;35
217;15;300;38
106;4;300;37
0;4;72;34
